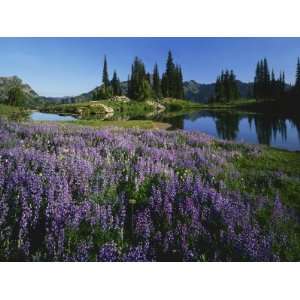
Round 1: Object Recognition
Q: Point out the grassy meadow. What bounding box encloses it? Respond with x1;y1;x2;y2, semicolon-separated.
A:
0;96;300;261
0;120;299;261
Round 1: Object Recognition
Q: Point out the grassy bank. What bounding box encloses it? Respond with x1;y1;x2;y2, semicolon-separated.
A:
0;103;22;115
162;98;204;111
228;146;300;210
42;101;108;116
42;99;157;119
223;145;300;260
0;103;29;120
205;99;258;109
41;98;204;118
160;98;258;112
231;98;300;117
63;119;171;129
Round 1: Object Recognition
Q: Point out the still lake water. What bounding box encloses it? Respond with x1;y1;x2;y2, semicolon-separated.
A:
30;111;76;121
29;110;300;151
163;110;300;151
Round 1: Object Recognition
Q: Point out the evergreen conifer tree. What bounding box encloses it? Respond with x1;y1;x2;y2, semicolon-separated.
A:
254;62;260;99
162;50;176;98
215;76;222;101
111;71;122;96
254;59;273;100
281;71;285;92
263;58;270;99
295;57;300;88
161;73;168;98
173;65;184;99
161;50;185;99
152;63;161;99
128;56;152;101
271;69;276;99
229;70;239;100
127;75;131;98
102;56;110;87
177;66;184;99
215;69;239;102
279;71;286;98
99;55;111;99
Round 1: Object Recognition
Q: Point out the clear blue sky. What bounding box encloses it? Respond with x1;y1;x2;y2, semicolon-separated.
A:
0;37;300;97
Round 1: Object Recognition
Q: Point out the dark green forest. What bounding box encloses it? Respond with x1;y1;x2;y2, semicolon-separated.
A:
92;52;300;114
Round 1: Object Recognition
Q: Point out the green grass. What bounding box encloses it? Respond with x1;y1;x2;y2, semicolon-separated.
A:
161;98;204;111
42;101;107;116
221;145;300;260
0;103;29;120
222;145;300;211
0;103;21;114
42;98;205;121
63;119;171;129
100;100;154;118
42;99;156;119
206;98;258;109
162;98;258;111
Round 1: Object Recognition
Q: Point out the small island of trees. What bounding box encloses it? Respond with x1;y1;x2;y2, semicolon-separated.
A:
93;50;184;102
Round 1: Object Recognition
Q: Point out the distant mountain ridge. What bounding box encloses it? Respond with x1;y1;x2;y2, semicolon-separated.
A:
0;75;254;104
62;80;254;104
183;80;254;103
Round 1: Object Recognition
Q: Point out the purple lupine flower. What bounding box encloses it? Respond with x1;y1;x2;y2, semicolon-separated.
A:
123;245;148;262
135;208;152;240
0;119;296;262
98;242;120;262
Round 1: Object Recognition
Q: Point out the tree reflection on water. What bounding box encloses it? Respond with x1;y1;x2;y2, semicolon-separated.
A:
162;110;300;149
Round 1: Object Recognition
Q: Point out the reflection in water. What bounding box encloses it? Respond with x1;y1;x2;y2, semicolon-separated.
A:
161;110;300;151
249;115;288;145
215;112;240;140
8;109;299;151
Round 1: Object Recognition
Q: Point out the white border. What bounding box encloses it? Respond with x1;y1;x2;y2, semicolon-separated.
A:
0;262;299;300
0;0;300;299
0;0;300;36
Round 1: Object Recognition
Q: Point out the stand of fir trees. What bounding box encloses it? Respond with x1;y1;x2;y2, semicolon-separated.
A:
127;51;184;101
213;70;239;103
209;59;290;105
111;71;122;96
254;58;285;101
248;57;300;114
152;63;161;99
127;57;152;101
284;57;300;111
93;56;123;100
161;51;184;99
93;51;184;102
71;49;300;113
98;56;112;99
